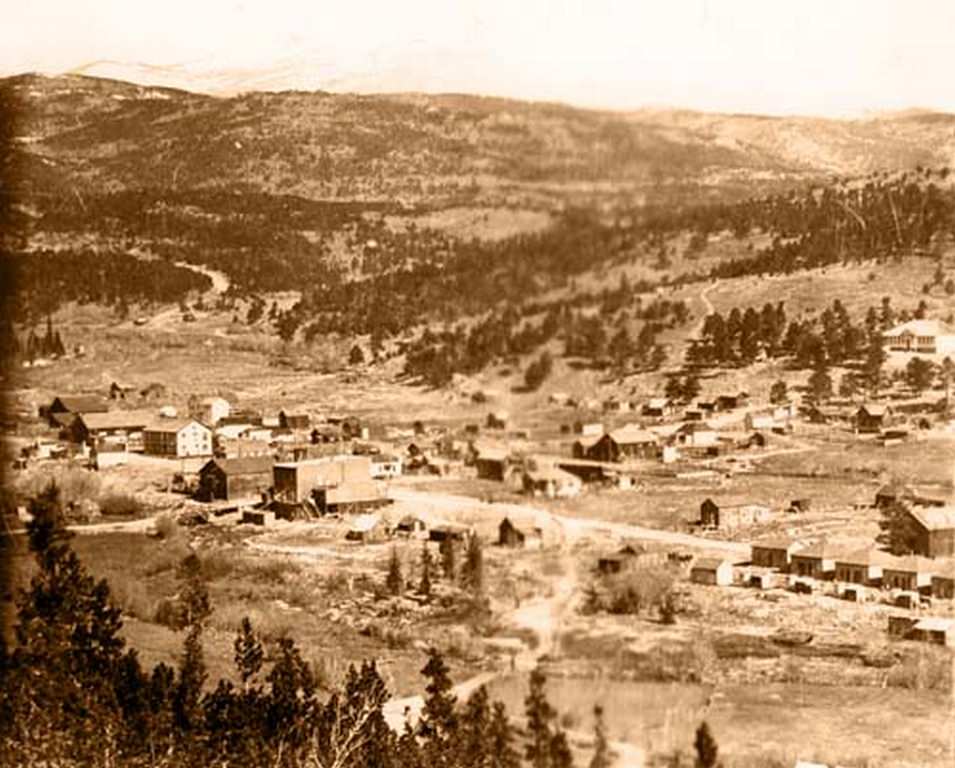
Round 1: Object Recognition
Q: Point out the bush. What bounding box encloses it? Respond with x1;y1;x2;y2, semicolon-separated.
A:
98;492;143;517
153;513;181;541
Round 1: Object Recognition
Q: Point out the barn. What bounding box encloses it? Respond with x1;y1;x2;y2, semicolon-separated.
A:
197;456;274;502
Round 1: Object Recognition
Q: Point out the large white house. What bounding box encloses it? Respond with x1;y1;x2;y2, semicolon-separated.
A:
144;419;214;458
883;320;955;358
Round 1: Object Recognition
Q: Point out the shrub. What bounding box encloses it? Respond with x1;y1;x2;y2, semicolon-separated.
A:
153;512;181;541
98;492;143;517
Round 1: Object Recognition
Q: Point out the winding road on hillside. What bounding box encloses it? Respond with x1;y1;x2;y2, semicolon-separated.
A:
679;280;718;368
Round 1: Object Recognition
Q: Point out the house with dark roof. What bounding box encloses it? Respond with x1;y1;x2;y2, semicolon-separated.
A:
906;507;955;557
498;517;543;549
751;537;805;570
586;425;658;462
882;555;935;592
597;543;666;575
790;542;843;580
70;410;155;452
279;410;310;430
43;395;109;426
834;549;896;586
197;456;274;501
715;392;748;411
641;397;674;419
855;403;894;434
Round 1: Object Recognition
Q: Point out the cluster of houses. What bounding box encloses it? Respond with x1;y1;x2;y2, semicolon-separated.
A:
34;391;375;464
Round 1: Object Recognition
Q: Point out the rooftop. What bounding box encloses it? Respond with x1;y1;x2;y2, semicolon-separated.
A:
884;319;954;337
907;506;955;531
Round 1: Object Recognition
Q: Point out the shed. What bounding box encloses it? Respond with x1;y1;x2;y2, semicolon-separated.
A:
522;465;582;499
910;617;955;647
498;517;543;550
854;403;893;434
345;514;386;543
198;456;274;502
690;557;734;586
395;515;429;539
279;410;311;430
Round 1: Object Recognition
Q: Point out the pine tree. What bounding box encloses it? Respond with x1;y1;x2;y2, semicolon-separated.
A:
488;701;521;768
549;729;574;768
440;537;457;581
694;721;719;768
418;649;458;766
419;541;433;598
173;553;211;735
589;705;612;768
877;500;919;555
233;616;264;691
461;535;485;596
459;685;491;768
525;666;556;768
386;546;404;596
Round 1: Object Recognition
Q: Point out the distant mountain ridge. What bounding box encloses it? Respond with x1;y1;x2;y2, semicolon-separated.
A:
4;71;955;212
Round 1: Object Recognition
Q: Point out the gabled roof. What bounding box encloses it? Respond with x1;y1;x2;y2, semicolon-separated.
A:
907;506;955;531
834;548;896;567
882;555;936;574
675;421;716;434
912;617;955;632
692;557;732;570
51;395;109;413
78;410;155;431
202;456;273;476
144;418;210;434
858;403;891;417
884;319;953;337
525;465;579;484
752;536;805;552
792;541;844;560
607;424;657;445
574;435;602;449
876;481;914;498
645;397;670;409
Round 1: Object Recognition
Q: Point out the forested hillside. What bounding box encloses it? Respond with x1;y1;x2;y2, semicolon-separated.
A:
2;73;955;382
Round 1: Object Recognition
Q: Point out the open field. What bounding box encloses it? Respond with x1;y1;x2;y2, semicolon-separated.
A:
485;673;955;767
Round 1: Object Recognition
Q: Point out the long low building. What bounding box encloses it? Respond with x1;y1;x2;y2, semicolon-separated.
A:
272;455;372;504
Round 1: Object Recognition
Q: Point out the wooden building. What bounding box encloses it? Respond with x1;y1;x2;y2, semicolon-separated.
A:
906;507;955;558
882;555;935;592
197;456;274;502
522;465;582;499
587;425;658;462
272;455;372;504
790;542;841;580
751;537;805;570
498;517;542;549
699;499;771;530
690;557;734;586
69;410;154;452
279;410;311;430
834;549;895;586
854;404;893;434
43;394;108;427
143;419;213;458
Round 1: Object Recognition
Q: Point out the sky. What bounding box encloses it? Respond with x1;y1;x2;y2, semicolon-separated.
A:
3;0;954;117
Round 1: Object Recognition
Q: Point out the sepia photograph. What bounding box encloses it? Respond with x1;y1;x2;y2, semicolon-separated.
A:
1;2;954;766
